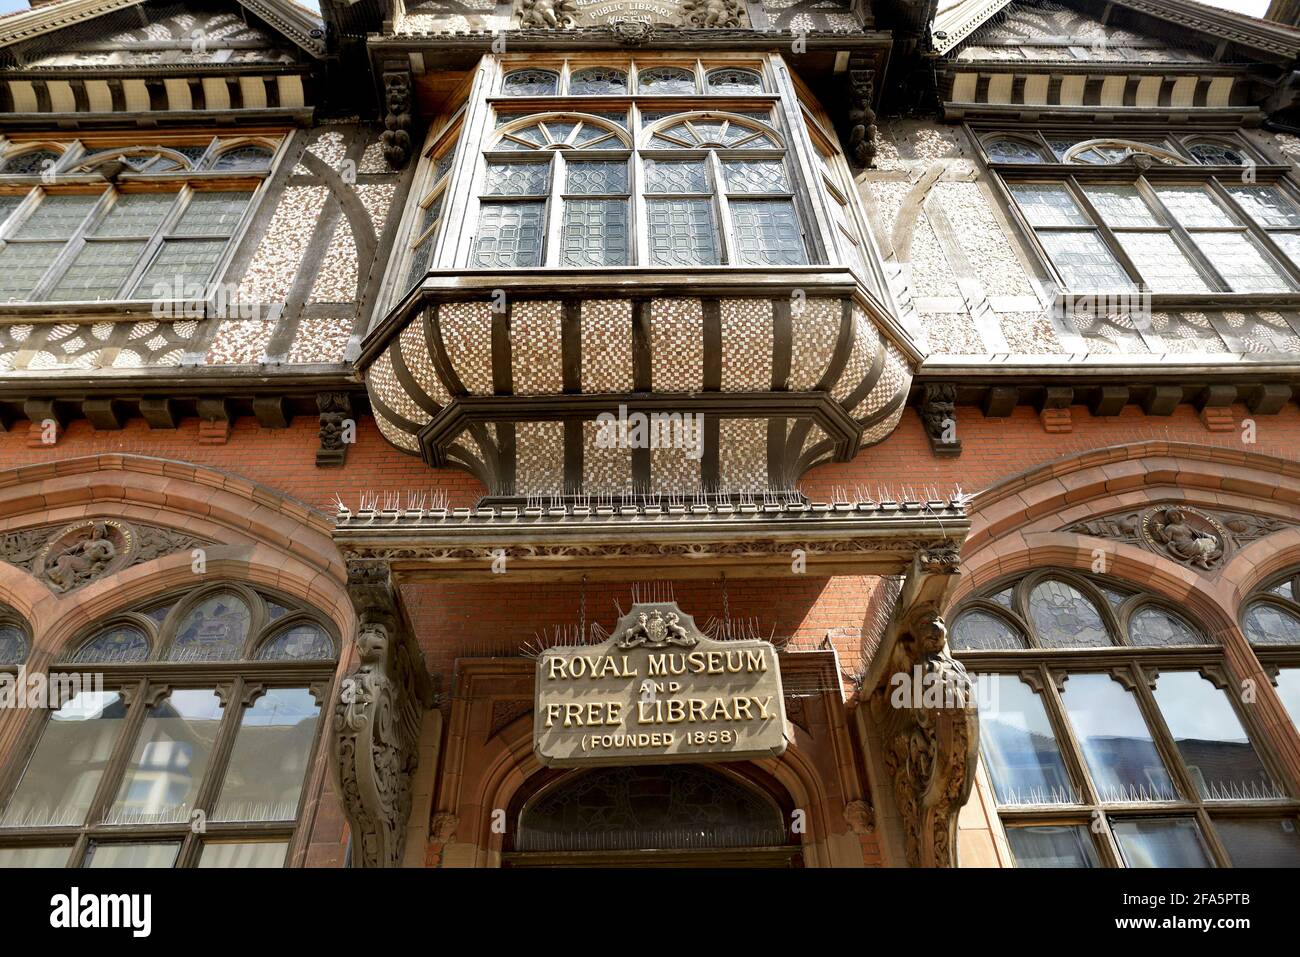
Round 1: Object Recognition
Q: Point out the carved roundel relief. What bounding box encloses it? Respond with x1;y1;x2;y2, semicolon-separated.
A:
1137;506;1229;572
32;520;135;594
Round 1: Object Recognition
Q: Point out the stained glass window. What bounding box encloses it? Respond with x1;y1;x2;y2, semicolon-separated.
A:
208;146;272;171
569;68;627;95
1127;607;1207;647
729;199;807;266
706;69;763;94
67;624;150;663
985;139;1045;164
647;199;718;266
1;148;61;175
1189;142;1247;166
1028;580;1112;648
256;624;335;660
503;70;559;96
637;67;696;95
0;622;28;665
1244;601;1300;645
951;611;1026;650
561;200;628;266
168;592;251;661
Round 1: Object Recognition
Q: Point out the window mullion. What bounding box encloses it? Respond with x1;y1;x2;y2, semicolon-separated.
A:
1039;667;1104;809
80;676;153;833
1126;662;1202;809
546;152;565;268
710;150;732;264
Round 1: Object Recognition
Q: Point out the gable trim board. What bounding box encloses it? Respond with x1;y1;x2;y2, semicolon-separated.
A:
0;0;326;59
2;74;312;119
938;0;1300;62
941;69;1244;115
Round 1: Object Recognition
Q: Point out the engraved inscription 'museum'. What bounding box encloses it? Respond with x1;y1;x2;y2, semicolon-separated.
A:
534;602;786;767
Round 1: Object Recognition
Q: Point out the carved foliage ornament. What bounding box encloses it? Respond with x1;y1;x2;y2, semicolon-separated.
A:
0;520;212;594
1066;505;1291;573
868;609;977;867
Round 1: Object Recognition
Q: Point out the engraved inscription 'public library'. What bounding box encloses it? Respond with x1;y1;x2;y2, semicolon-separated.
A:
534;602;787;767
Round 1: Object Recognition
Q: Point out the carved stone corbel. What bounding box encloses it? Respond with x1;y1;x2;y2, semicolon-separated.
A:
381;71;414;169
332;559;434;867
317;392;353;467
846;69;879;169
864;549;977;867
921;383;961;457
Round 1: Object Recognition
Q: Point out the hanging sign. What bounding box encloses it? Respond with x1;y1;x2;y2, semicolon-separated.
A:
534;602;787;767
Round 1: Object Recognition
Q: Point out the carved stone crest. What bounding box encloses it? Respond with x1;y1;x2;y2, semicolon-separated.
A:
616;608;697;650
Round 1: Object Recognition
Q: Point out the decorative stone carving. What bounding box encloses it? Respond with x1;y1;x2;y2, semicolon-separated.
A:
1066;505;1290;573
615;608;696;649
610;19;653;44
681;0;745;27
847;70;879;168
333;561;434;868
921;383;961;456
0;520;212;594
868;608;977;867
381;71;413;169
843;799;875;835
317;392;353;467
1144;507;1223;570
517;0;578;28
430;812;459;843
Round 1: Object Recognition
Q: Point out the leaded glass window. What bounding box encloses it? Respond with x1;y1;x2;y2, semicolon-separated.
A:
706;69;763;94
637;67;697;95
0;148;62;175
994;132;1300;292
402;131;460;294
952;569;1297;867
569;67;627;95
503;70;559;96
207;145;273;171
0;584;336;867
0;614;29;665
0;187;251;302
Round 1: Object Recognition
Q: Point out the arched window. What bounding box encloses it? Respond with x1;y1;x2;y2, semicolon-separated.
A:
1188;140;1249;167
508;764;798;865
207;145;273;171
502;69;559;97
706;68;763;95
636;66;697;95
569;67;628;95
951;569;1300;868
983;137;1046;164
1;148;62;176
0;584;337;868
0;608;29;665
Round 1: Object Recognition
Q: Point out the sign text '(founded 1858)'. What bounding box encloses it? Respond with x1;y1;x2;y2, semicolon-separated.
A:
534;602;787;767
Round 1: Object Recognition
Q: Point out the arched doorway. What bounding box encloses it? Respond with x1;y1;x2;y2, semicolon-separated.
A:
503;764;803;867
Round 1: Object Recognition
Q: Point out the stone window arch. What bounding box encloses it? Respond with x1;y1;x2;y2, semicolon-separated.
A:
950;568;1300;868
0;582;337;868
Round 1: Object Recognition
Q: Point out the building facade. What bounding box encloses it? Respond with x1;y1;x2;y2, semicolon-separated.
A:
0;0;1298;868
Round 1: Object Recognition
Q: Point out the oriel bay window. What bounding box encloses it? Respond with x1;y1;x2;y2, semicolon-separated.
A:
951;570;1300;867
0;584;336;868
981;130;1300;294
391;55;868;295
